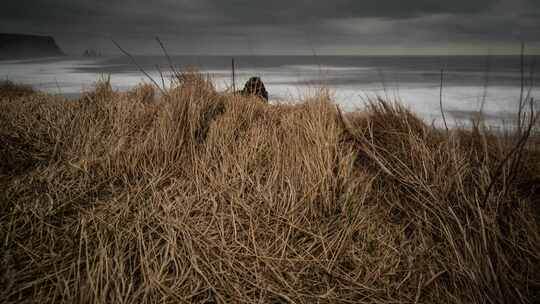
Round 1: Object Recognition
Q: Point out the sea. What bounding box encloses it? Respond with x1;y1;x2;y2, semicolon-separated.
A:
1;55;539;128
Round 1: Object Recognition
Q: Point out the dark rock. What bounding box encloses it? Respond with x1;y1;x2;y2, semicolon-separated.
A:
83;48;102;58
240;77;268;101
0;33;64;60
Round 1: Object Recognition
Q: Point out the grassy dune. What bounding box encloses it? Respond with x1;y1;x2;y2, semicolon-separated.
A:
0;74;539;303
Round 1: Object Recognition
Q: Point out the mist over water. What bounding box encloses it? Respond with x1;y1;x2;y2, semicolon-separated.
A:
1;55;538;128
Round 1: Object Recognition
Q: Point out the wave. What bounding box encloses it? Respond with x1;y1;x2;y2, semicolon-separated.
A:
283;65;372;72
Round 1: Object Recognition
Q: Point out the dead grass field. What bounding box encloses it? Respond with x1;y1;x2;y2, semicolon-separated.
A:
1;74;539;303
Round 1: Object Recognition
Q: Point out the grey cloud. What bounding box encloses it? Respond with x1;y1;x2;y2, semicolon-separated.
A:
1;0;502;28
1;0;538;54
208;0;500;25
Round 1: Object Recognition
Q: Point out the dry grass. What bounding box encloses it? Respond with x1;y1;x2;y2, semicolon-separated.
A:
0;74;539;303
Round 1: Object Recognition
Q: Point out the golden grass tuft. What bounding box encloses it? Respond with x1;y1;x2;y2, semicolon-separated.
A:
0;80;35;99
1;74;539;303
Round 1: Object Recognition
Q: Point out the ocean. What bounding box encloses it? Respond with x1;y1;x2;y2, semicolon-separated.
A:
1;55;539;127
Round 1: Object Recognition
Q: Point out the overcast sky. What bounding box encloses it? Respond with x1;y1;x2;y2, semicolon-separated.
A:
1;0;539;55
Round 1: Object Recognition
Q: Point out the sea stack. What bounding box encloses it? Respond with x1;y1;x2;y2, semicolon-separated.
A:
0;33;65;60
240;77;269;102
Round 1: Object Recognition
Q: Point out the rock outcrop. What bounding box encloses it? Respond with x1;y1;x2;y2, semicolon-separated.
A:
0;33;65;60
240;77;268;102
83;48;102;58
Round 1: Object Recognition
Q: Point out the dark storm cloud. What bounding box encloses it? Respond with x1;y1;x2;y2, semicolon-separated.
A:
1;0;499;21
208;0;500;25
0;0;501;29
1;0;539;54
1;1;214;33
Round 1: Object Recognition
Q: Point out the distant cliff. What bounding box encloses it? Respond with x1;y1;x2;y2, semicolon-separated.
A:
0;33;64;60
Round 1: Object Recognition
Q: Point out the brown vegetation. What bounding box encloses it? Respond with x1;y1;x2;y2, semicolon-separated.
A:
0;75;539;303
